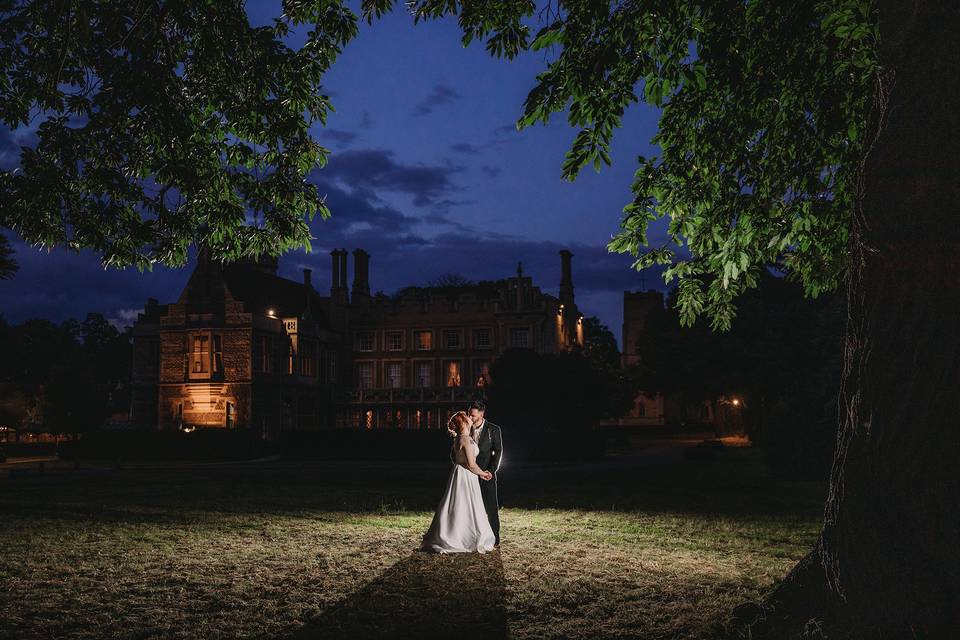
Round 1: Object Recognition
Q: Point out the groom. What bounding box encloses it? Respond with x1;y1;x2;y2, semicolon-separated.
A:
468;399;503;546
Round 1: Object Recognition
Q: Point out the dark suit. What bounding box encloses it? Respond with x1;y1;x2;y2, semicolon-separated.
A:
474;419;503;544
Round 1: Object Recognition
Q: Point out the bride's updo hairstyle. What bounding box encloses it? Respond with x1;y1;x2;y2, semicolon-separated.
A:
446;411;470;438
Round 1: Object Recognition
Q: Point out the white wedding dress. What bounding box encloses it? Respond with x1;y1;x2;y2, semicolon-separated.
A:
420;439;497;554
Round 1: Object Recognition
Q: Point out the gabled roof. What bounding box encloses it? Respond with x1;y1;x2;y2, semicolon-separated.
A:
222;265;329;327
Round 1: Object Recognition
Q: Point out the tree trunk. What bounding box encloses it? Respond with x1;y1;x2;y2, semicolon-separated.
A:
750;2;960;637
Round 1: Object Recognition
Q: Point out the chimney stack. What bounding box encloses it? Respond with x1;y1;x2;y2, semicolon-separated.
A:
330;250;340;295
330;249;349;304
559;249;574;305
303;268;312;288
352;249;370;300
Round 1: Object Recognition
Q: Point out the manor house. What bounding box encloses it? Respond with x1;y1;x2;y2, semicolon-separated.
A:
130;249;584;436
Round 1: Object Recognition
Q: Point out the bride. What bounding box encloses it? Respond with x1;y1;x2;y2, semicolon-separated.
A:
420;411;497;554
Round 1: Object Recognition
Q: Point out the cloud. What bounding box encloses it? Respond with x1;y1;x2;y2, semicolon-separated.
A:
311;174;419;234
108;307;143;330
488;123;522;148
412;84;461;117
319;129;358;148
0;238;187;327
359;111;373;129
316;149;465;207
429;198;474;213
480;165;502;178
449;142;480;155
420;213;472;233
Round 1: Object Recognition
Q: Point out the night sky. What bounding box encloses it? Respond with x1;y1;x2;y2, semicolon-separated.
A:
0;4;673;345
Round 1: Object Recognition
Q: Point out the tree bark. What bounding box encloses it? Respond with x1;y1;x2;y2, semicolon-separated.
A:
751;2;960;637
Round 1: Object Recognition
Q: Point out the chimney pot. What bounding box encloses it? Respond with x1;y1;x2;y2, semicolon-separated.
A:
330;250;341;294
352;249;371;299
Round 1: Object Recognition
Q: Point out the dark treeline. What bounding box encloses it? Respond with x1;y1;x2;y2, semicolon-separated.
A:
487;318;637;436
635;271;844;479
0;313;132;437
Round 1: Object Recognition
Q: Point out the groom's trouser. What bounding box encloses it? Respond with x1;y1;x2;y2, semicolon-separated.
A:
480;474;500;544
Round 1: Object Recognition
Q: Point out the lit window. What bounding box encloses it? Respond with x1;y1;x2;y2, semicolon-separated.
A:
357;331;375;352
191;334;209;374
357;362;374;389
415;361;432;387
385;362;403;388
189;332;221;378
414;330;432;351
443;330;462;349
212;334;222;373
473;360;491;387
386;331;403;351
445;361;461;387
510;327;530;348
473;329;492;349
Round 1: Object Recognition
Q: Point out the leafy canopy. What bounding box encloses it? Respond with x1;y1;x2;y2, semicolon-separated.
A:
0;0;359;269
395;0;879;330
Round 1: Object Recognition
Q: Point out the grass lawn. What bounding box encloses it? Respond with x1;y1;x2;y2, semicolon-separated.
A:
0;441;823;639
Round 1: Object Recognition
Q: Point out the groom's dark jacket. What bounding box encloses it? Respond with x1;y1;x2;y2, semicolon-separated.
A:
475;419;503;543
475;420;503;474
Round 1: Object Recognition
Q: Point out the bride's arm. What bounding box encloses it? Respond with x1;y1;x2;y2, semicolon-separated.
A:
460;436;489;477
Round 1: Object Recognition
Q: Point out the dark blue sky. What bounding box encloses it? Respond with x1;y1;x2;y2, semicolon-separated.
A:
0;3;672;346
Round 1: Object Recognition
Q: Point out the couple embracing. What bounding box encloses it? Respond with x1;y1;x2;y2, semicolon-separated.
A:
420;399;503;554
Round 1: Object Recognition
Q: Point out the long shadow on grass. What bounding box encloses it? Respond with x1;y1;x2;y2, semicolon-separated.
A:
288;550;508;640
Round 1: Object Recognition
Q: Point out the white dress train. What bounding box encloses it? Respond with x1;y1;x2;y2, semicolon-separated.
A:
420;439;497;554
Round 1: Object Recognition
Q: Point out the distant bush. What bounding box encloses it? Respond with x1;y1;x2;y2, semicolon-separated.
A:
487;347;635;435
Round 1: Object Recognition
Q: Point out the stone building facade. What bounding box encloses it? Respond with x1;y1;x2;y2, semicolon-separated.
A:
131;248;584;435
